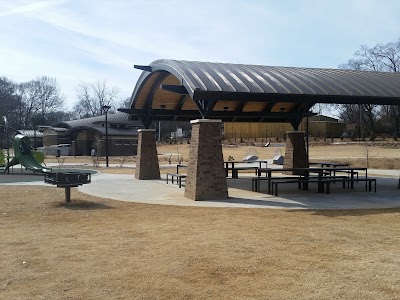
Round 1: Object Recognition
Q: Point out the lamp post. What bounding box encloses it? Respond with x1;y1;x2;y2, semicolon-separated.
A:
2;116;9;174
102;105;111;167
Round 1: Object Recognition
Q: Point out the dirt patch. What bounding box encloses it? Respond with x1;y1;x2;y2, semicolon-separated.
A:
43;143;400;174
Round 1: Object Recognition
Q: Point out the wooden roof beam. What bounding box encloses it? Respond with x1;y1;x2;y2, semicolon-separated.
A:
161;85;189;95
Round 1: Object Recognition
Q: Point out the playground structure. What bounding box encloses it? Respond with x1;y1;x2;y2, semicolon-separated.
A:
1;128;92;202
3;134;52;173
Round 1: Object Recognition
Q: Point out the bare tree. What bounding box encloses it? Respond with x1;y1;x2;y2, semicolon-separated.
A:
36;76;64;123
339;38;400;137
16;80;41;128
117;97;131;109
0;77;22;129
15;76;64;128
73;80;120;118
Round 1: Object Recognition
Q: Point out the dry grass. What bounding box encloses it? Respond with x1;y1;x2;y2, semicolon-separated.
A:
6;143;396;298
43;143;400;177
1;186;400;299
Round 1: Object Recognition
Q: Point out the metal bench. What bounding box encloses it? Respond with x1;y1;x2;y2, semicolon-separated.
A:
271;177;376;196
252;175;348;193
166;173;187;188
252;176;302;193
271;178;331;196
329;178;377;192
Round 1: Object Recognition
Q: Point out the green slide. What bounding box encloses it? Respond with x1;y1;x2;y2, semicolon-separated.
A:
4;134;52;173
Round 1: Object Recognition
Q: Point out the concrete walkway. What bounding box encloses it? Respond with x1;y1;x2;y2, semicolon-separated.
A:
1;166;399;210
78;170;400;210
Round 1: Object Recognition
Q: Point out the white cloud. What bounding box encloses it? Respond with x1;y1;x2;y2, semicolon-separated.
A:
0;0;66;17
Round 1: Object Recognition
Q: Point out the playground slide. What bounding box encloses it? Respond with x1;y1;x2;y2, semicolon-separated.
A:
4;134;52;173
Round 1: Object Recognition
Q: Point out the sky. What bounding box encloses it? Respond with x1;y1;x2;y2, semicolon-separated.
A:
1;0;400;111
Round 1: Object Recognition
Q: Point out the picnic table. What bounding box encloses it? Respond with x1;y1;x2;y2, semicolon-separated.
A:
176;164;188;174
311;162;363;182
225;160;268;178
252;166;370;195
309;161;350;168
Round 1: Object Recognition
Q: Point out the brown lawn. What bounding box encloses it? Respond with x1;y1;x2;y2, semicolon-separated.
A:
1;185;400;299
2;142;400;299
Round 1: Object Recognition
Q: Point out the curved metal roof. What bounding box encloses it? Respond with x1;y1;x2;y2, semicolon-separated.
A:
121;59;400;128
139;59;400;99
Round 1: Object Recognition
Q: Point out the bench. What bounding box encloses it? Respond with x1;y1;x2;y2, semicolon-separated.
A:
252;176;303;192
328;178;376;192
271;178;376;196
251;175;349;193
166;173;187;188
271;179;332;196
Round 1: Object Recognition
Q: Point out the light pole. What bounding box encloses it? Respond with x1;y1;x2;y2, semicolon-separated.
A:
2;116;9;174
102;105;111;167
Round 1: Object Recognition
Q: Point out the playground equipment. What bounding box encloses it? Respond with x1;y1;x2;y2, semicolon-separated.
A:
1;130;93;203
3;134;52;173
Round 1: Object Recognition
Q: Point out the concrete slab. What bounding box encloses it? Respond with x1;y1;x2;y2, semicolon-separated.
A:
2;167;399;210
77;172;400;210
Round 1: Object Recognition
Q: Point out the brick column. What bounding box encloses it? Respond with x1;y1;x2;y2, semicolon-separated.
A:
135;129;160;180
283;131;309;174
184;119;228;201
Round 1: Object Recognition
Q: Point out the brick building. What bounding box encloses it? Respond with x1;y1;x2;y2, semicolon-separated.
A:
50;113;143;156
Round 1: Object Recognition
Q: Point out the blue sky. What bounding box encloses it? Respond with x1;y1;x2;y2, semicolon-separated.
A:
1;0;399;110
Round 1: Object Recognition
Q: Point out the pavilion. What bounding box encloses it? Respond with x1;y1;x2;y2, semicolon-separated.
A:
120;59;400;200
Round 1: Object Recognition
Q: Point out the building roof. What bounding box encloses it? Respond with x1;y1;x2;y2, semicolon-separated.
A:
16;129;43;138
44;127;69;132
54;112;143;137
120;59;400;128
59;112;137;128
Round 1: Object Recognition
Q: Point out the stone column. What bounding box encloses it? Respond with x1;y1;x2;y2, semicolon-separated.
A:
283;131;309;174
135;129;160;180
184;119;228;201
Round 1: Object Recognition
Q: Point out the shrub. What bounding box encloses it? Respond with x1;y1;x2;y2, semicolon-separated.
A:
369;132;376;141
33;151;45;164
0;149;5;166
